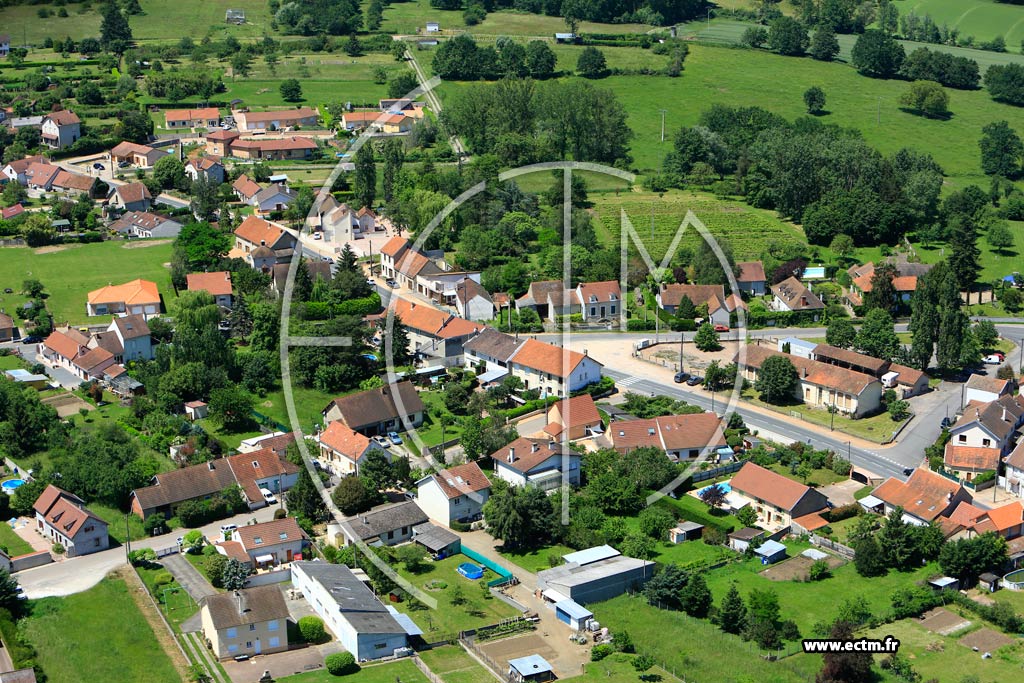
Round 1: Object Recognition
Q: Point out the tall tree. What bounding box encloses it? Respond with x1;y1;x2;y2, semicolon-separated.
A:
381;138;404;203
100;2;133;52
353;143;376;209
851;29;905;78
979;121;1023;178
825;318;855;349
854;308;899;360
716;584;747;634
808;27;839;62
816;620;873;683
755;355;798;404
768;16;809;56
863;262;898;313
948;214;981;297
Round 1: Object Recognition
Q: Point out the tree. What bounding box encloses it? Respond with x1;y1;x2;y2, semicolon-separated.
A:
986;63;1024;107
973;320;999;349
979;121;1023;178
716;584;747;634
153;156;187;192
899;80;949;118
854;308;899;360
863;262;898;314
851;29;905;78
948;215;981;295
987;221;1015;254
809;27;839;62
768;17;809;56
298;616;328;643
694;323;722;352
280;79;303;102
700;483;728;509
231;52;251;79
332;475;375;516
483;483;558;550
381;138;404;203
878;507;915;570
755;355;798;404
208;386;254;432
803;86;826;114
21;279;44;298
853;535;888;577
353;143;376;210
387;72;419;100
745;589;782;650
644;564;688;609
826;318;856;349
394;544;428;573
287;467;328;523
345;34;363;57
576;47;607;78
100;2;133;52
736;505;758;527
816;620;873;683
939;532;1008;585
741;26;768;48
325;652;358;676
220;558;251;590
526;40;557;79
638;506;676;540
704;360;727;391
190;176;219;222
680;573;713;618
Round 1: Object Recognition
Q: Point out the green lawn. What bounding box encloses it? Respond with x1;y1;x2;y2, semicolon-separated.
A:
392;554;520;636
0;241;176;326
417;389;464;448
381;0;648;36
22;577;181;683
741;388;904;444
0;521;34;557
281;659;429;683
816;514;876;545
418;646;494;683
657;492;741;532
90;502;151;544
575;653;679;683
499;544;577;573
891;0;1024;52
185;551;224;587
0;355;28;371
764;462;848;488
136;564;200;633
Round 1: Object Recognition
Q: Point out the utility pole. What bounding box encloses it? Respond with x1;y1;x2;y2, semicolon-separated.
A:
876;97;881;125
678;331;684;373
659;109;668;143
124;514;131;562
706;8;712;31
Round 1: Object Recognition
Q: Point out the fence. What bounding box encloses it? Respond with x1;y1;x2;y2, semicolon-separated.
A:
458;547;515;587
460;637;507;681
411;655;447;683
154;546;179;559
810;534;855;559
11;551;52;573
245;567;292;588
690;459;747;484
935;467;993;491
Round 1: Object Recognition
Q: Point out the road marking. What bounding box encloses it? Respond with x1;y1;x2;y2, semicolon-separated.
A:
616;376;644;387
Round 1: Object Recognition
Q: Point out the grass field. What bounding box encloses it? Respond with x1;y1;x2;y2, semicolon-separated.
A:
0;521;34;557
892;0;1024;52
418;646;494;683
741;388;904;444
136;564;200;633
499;544;577;573
280;659;430;683
381;0;649;36
23;576;181;683
90;502;151;544
591;190;807;264
393;554;520;636
0;241;176;326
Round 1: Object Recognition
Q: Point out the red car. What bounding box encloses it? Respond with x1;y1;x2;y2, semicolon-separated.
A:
714;324;729;332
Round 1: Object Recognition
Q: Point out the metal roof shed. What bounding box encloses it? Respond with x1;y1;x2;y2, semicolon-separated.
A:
554;598;593;630
509;655;554;683
754;539;787;565
562;545;620;566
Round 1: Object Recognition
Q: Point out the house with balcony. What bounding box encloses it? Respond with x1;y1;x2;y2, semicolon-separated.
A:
230;517;305;567
490;437;580;492
416;461;490;526
40;111;80;149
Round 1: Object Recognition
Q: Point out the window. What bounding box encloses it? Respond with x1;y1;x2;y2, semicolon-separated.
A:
453;497;461;506
254;537;263;545
387;531;394;540
228;645;239;653
374;643;388;650
249;624;256;631
958;435;967;443
268;620;279;631
227;628;238;638
590;307;596;316
983;439;992;447
246;642;253;649
269;637;280;648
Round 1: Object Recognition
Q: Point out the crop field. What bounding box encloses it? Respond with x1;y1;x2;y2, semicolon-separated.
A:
892;0;1024;51
591;190;807;263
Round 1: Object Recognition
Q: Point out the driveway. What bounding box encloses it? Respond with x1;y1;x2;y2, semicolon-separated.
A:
161;552;216;603
222;641;344;683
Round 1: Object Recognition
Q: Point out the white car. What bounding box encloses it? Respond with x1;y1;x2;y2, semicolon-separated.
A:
220;523;238;535
373;435;392;449
260;488;277;504
983;354;1002;365
313;232;322;240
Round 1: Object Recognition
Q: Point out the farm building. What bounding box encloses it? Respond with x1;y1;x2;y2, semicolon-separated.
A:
536;545;653;605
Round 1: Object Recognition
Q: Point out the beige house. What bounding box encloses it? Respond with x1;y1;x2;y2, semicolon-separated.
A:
232;107;319;132
317;420;388;477
200;585;289;660
867;468;972;526
729;462;829;531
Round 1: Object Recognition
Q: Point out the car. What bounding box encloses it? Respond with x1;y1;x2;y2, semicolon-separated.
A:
2;288;11;294
940;417;953;429
388;431;403;445
373;435;391;448
366;278;376;287
983;354;1002;365
259;487;277;505
313;232;322;240
713;324;729;332
902;468;915;477
118;161;130;169
994;352;1006;361
92;162;105;170
21;335;41;344
219;523;238;535
674;371;690;383
686;376;703;386
386;279;397;288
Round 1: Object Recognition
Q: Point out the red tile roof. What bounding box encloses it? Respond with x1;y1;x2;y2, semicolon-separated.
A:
53;171;95;192
231;136;318;152
547;394;601;431
232;174;261;199
943;444;1000;471
430;461;490;500
43;329;85;360
981;501;1024;534
737;261;766;283
187;271;233;297
113;182;151;204
393;298;482;339
730;462;818;513
234;517;303;551
238;107;318;123
738;345;879;396
577;280;620;304
88;278;160;306
319;421;374;460
490;436;575;473
234;215;285;246
509;338;599;379
44;110;80;126
870;468;965;522
225;447;299;505
72;346;113;372
32;484;104;539
164;107;220;123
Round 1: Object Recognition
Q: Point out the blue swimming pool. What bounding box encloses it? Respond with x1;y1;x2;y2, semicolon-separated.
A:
697;482;732;497
457;562;484;580
1;479;25;494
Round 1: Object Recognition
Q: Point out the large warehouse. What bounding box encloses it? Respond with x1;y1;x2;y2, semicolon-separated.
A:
536;545;654;605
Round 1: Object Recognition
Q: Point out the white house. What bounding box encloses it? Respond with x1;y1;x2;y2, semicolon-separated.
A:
252;185;296;216
949;394;1024;456
868;468;971;526
41;111;81;149
184;157;225;185
86;279;161;318
454;278;495;322
463;328;522;385
964;375;1012;408
109;211;184;239
231;517;305;567
490;437;580;492
1004;442;1024;497
317;420;388;477
416;461;490;526
32;485;109;557
507;338;603;397
291;561;409;661
770;276;824;314
225;449;300;509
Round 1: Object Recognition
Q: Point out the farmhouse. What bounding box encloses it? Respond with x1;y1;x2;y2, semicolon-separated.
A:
845;261;933;307
865;468;972;526
610;412;727;462
40;111;81;149
316;420;388;477
200;585;289;660
729;462;829;530
490;437;580;491
321;381;425;436
416;461;491;526
232;108;319;132
291;561;407;661
109;211;184;239
736;345;884;418
576;281;621;322
507;338;603;397
86;278;160;318
537;545;654;605
164;107;220;130
33;485;109;557
811;344;929;398
186;271;233;309
771;276;824;314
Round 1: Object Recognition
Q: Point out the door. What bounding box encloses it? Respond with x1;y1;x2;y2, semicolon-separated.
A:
286;549;293;562
556;607;571;625
254;639;262;655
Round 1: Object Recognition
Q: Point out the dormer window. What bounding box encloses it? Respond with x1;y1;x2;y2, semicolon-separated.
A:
254;536;263;544
252;461;260;468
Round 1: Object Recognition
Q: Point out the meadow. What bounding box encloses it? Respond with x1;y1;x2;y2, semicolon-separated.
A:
0;240;176;326
891;0;1024;52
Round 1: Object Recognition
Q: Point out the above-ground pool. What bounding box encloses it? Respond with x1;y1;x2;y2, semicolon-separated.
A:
697;481;732;497
457;562;484;580
1;480;25;495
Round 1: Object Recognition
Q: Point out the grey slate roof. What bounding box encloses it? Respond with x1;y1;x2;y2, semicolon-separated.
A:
292;561;405;634
463;328;522;363
202;585;288;630
345;501;428;541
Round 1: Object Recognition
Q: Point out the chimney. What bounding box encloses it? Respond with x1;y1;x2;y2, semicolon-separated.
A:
531;443;539;453
1004;407;1009;422
235;590;242;614
508;447;515;463
946;492;953;502
549;440;557;450
362;516;368;523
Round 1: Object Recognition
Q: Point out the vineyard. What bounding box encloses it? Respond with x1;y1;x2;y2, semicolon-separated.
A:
591;191;807;264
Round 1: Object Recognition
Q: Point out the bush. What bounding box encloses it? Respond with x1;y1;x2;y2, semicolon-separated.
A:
808;559;831;581
325;651;358;676
128;548;157;566
274;508;288;519
52;543;65;555
591;644;614;661
153;571;175;587
298;616;328;644
824;503;861;523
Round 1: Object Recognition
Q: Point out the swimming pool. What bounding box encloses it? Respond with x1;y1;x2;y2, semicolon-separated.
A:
2;479;25;494
697;482;732;497
457;562;484;580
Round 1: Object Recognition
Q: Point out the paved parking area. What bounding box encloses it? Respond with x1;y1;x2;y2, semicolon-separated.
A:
161;553;217;604
222;641;344;683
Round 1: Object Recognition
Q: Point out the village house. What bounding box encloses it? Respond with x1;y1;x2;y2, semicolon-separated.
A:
416;461;491;526
656;283;745;327
109;141;167;168
86;278;161;318
41;326;89;371
230;517;305;567
2;155;45;185
321;381;425;436
290;562;407;661
379;236;411;280
610;412;727;462
454;278;495;322
317;199;376;240
1004;442;1024;498
770;276;825;314
507;338;603;397
0;35;9;57
943;444;1000;483
184;156;225;184
729;462;830;531
542;394;603;441
391;297;482;365
736;345;884;418
864;468;972;526
340;111;383;131
23;162;61;191
576;281;621;322
225;448;300;509
811;344;929;398
200;585;289;660
231;174;262;203
964;374;1012;407
251;184;296;217
230;136;318;161
0;204;24;220
340;112;412;133
187;271;233;309
33;485;109;557
164;108;221;130
91;315;153;362
463;328;522;386
0;313;15;342
341;500;428;547
205;129;241;156
231;216;296;270
490;437;581;492
379;99;427;118
40;111;81;149
378;238;482;306
130;459;238;519
516;281;578;322
109;211;184;239
51;171;97;197
270;260;332;298
316;420;388;477
949;394;1024;456
736;261;767;296
108;183;152;212
845;261;933;308
232;107;319;132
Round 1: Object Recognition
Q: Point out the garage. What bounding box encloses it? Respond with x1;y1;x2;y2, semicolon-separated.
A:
554;598;593;630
